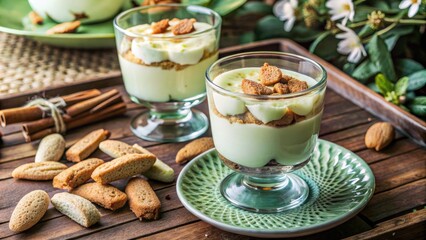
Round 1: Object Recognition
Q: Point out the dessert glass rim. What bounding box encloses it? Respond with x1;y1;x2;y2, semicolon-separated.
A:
113;4;222;39
206;51;327;100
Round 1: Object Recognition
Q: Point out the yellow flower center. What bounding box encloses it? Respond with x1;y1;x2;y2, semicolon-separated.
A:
343;3;351;11
411;0;418;4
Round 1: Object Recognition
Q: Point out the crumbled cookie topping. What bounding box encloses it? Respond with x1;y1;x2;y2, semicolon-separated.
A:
151;19;169;34
241;79;273;95
260;63;282;86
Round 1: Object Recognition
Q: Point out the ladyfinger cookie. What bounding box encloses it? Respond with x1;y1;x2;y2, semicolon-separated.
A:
53;158;104;190
125;177;161;220
51;192;101;227
66;129;110;162
91;154;156;184
12;162;67;180
35;133;65;162
71;182;127;211
9;190;50;232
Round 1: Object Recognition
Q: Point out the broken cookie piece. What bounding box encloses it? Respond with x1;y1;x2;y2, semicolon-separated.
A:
46;21;81;34
260;63;282;86
241;79;273;95
151;19;169;34
171;19;195;35
288;79;309;93
273;83;290;94
280;74;296;83
29;11;43;25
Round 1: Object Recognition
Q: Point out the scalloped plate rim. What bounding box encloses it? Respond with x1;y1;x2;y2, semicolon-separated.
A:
176;139;375;238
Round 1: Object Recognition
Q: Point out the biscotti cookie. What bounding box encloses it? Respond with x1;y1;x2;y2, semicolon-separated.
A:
99;140;174;183
35;133;66;162
125;178;161;220
51;192;100;227
9;190;50;232
133;144;175;183
71;183;127;211
66;129;110;162
53;158;104;190
91;154;156;184
12;162;67;180
99;140;141;158
175;137;214;164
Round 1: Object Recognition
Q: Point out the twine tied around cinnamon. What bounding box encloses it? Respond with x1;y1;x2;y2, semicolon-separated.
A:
25;97;67;134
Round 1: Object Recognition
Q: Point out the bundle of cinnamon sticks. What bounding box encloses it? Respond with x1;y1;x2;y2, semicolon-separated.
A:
0;89;126;142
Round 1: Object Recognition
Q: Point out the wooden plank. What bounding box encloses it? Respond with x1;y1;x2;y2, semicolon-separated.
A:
1;185;182;239
361;179;426;223
370;149;426;193
140;216;372;240
319;110;374;136
357;138;421;164
344;208;426;240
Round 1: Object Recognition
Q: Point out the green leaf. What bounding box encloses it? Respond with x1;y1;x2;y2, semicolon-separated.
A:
385;35;399;51
411;96;426;105
368;82;380;93
407;70;426;91
209;0;246;16
352;60;379;83
343;62;356;75
406;91;416;101
375;73;394;95
309;31;339;60
239;31;255;44
358;25;375;38
395;77;409;96
409;104;426;117
395;59;424;77
235;2;272;16
367;35;397;82
182;0;211;5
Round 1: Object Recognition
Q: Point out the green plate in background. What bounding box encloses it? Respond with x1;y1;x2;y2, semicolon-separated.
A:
177;140;375;238
0;0;121;48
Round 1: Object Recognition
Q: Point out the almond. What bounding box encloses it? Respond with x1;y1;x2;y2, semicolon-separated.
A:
365;122;395;151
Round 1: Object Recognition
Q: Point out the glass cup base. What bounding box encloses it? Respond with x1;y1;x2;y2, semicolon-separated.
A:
220;172;309;213
130;109;208;142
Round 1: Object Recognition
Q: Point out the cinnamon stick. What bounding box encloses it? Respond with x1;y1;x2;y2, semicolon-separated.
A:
22;115;72;135
0;106;44;127
66;89;119;117
24;102;126;142
90;94;122;113
61;89;102;106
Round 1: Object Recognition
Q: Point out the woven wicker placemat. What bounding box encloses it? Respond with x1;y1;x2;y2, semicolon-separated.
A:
0;32;120;96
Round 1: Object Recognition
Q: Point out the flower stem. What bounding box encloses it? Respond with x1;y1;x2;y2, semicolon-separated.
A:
384;18;426;24
349;21;368;28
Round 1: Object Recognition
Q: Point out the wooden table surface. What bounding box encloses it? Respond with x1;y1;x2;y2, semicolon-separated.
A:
0;84;425;239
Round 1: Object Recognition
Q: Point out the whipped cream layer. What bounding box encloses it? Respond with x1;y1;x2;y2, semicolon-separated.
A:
123;22;216;65
212;68;323;123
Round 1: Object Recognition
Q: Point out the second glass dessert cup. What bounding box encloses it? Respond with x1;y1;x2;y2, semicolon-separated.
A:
206;52;327;213
114;4;221;142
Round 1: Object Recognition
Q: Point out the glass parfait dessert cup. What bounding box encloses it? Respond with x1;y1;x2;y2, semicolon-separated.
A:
206;52;327;213
114;4;221;142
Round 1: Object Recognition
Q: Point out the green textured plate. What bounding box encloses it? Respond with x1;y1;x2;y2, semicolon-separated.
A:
176;139;375;238
0;0;123;48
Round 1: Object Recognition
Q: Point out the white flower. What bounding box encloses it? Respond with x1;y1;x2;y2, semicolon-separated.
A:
399;0;421;18
336;24;366;63
326;0;355;26
273;0;298;32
